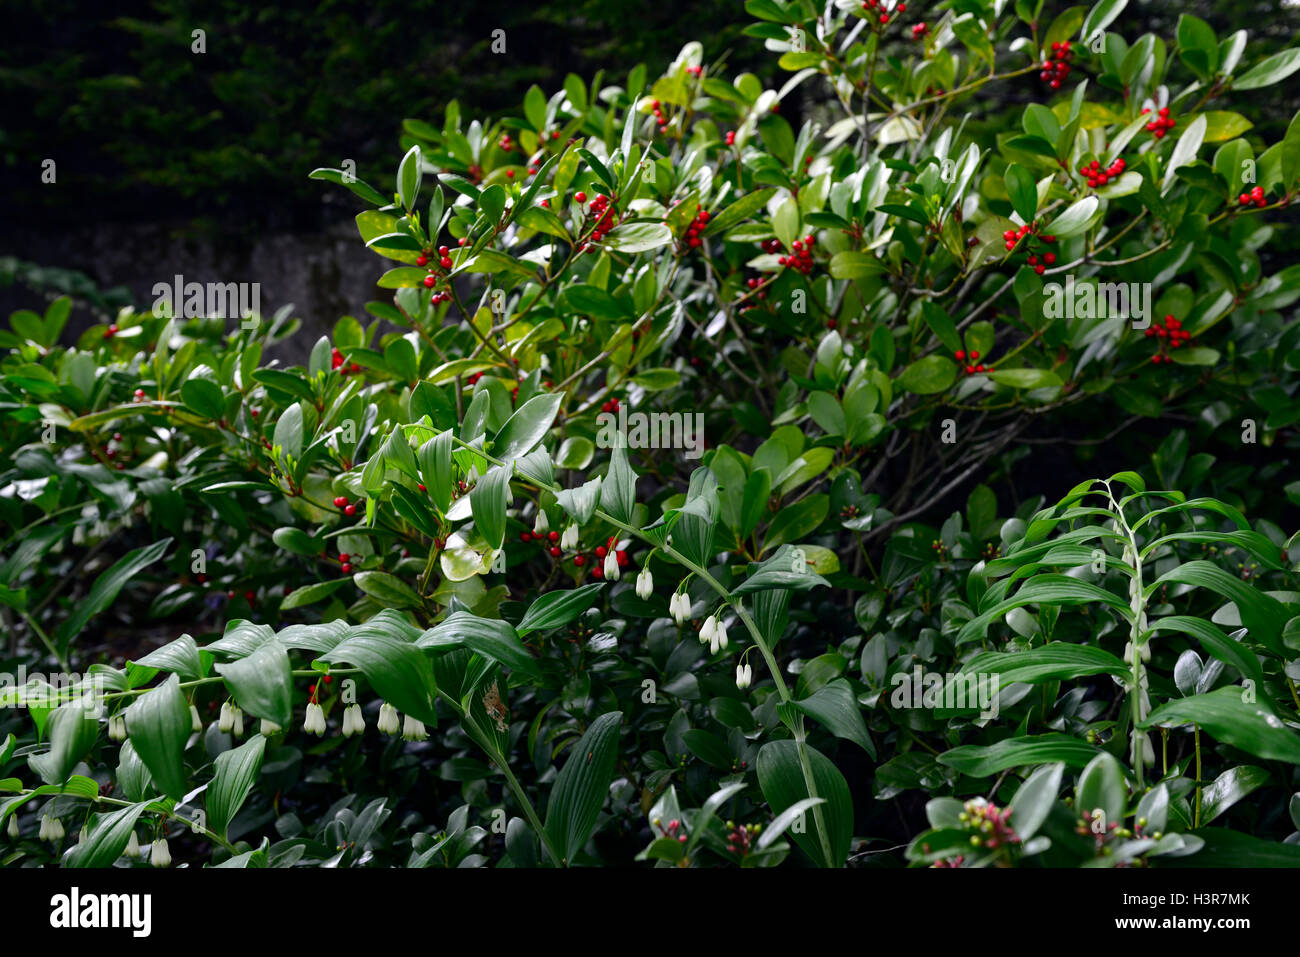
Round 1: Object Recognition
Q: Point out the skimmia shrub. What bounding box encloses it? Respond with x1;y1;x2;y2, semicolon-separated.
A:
2;0;1300;868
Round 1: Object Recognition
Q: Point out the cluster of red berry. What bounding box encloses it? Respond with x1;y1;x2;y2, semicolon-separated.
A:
225;588;258;604
1145;314;1190;362
599;396;622;414
332;495;361;517
498;134;514;153
417;244;458;305
1237;185;1267;209
132;387;146;403
680;206;710;250
103;323;119;339
307;674;334;704
912;21;927;39
520;528;564;557
650;99;668;132
686;65;703;77
954;349;993;375
575;192;617;253
336;551;353;574
1002;222;1056;275
1040;42;1073;89
1141;106;1176;139
332;346;362;376
776;235;817;275
724;130;736;146
1078;156;1126;189
589;537;630;579
860;0;906;26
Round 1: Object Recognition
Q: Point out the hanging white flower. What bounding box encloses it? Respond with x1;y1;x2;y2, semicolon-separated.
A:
561;523;579;551
190;704;203;733
402;715;428;741
303;702;326;736
603;550;620;581
260;719;282;736
533;510;550;535
735;662;753;690
635;567;654;600
341;704;365;737
123;831;140;858
700;615;718;647
218;702;234;733
377;702;400;735
150;837;171;868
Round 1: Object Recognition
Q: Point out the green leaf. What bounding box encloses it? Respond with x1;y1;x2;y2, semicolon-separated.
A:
214;639;294;728
419;611;538;678
354;570;424;609
704;188;778;236
734;545;832;596
125;674;192;800
1141;688;1300;764
1080;0;1127;43
756;739;853;867
418;430;455;514
398;144;422;210
1076;751;1126;826
470;467;510;551
601;222;672;252
281;579;349;610
599;443;637;524
273;403;305;461
320;627;438;726
1004;164;1038;222
897;355;957;394
1233;48;1300;91
1008;762;1064;841
793;679;875;757
206;735;266;841
272;526;322;557
1200;766;1268;824
516;583;606;636
987;368;1062;390
56;538;172;651
28;703;99;786
960;643;1129;684
1046;195;1098;238
67;802;150;868
939;734;1099;775
494;394;562;462
130;634;207;682
544;711;624;864
308;168;387;207
180;378;225;420
921;301;961;353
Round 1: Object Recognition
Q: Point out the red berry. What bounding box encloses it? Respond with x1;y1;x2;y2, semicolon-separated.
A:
575;191;587;203
955;350;966;360
339;553;350;563
244;591;255;602
345;504;357;516
340;563;352;573
333;496;348;507
548;531;559;542
574;555;586;566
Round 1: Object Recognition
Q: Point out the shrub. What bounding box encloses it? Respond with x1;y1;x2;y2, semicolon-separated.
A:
2;0;1299;868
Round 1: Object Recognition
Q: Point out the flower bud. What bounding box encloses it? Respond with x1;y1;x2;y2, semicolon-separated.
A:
232;706;244;738
190;704;203;733
124;831;140;858
561;523;579;551
218;702;234;734
735;663;753;690
533;511;550;535
260;719;282;736
109;715;128;741
6;815;18;839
